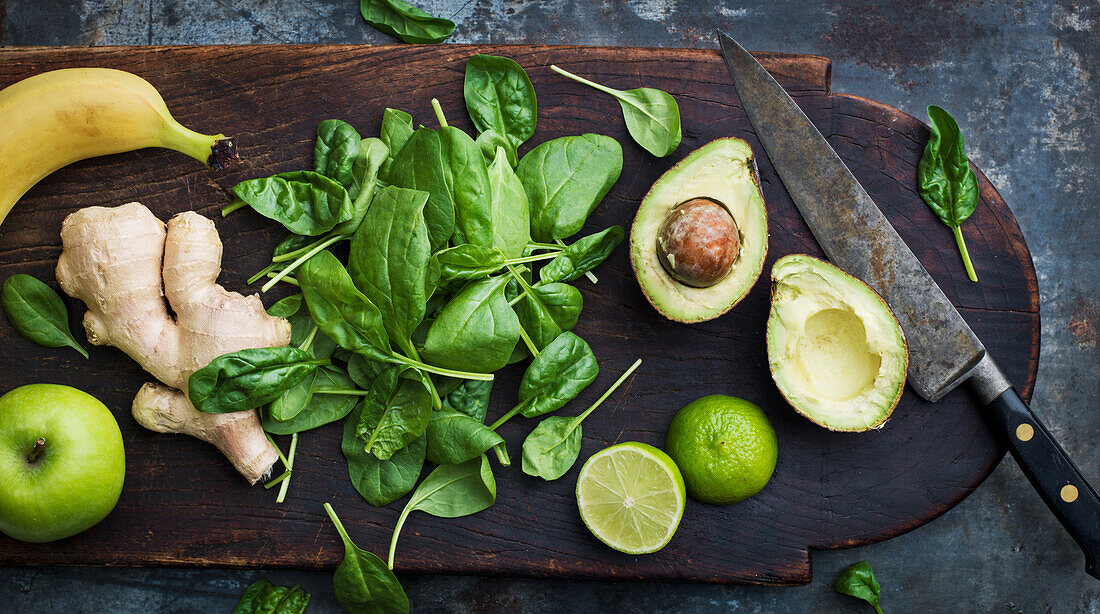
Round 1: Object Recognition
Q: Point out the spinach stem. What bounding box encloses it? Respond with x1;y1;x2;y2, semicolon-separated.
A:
953;225;978;282
272;233;350;263
400;344;443;409
555;238;598;283
276;432;298;504
248;261;280;285
221;199;247;217
503;252;558;266
516;323;539;357
493;442;511;467
508;290;529;306
574;358;642;426
526;242;563;252
389;354;494;381
550;64;625;98
299;325;319;352
388;502;415;569
312;388;372;396
323;502;352;548
489;401;527;431
431;98;448;128
262;234;347;292
504;266;541;357
265;272;299;287
265;432;291;468
263;470;289;489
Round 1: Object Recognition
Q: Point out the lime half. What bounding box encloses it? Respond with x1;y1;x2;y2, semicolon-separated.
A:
575;442;686;554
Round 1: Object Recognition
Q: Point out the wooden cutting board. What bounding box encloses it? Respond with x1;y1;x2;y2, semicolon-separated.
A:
0;45;1038;585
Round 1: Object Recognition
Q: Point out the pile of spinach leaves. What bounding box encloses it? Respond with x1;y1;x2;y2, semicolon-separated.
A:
205;54;643;613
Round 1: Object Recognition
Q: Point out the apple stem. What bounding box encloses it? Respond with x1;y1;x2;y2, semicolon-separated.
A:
28;438;45;463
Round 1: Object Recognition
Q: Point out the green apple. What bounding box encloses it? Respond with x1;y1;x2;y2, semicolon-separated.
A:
0;384;125;542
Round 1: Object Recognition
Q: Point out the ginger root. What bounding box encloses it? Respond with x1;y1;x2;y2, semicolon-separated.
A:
56;202;290;483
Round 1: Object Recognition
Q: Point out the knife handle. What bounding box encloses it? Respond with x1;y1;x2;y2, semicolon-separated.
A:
985;387;1100;579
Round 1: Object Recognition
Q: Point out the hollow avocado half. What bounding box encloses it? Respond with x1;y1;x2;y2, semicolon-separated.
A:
766;254;909;432
630;138;768;323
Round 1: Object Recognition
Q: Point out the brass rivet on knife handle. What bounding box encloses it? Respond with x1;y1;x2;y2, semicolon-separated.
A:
1015;423;1034;441
1062;485;1080;503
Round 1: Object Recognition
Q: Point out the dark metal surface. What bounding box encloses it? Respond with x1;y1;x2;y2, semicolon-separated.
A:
0;1;1096;612
718;31;985;402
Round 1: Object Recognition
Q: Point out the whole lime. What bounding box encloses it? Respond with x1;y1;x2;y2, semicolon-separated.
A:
664;394;777;505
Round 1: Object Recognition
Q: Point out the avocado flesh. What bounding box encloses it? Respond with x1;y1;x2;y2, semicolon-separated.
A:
631;138;768;323
766;255;908;432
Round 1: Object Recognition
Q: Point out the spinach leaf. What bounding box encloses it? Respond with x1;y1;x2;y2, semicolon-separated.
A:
264;366;360;434
360;0;455;44
333;137;390;236
475;129;517;168
486;146;532;258
349;186;433;357
269;368;315;422
539;226;624;283
421;275;520;373
835;561;885;614
231;171;352;236
507;268;583;350
347;353;388;390
517;134;623;241
464;54;537;155
314;119;362;195
298;250;391;361
426;408;504;465
189;347;327;414
323;503;409;614
918;105;980;282
437;124;494;249
388;456;496;567
232;578;311;614
266;293;303;319
550;65;681;158
1;274;88;358
443;379;493;422
434;244;506;287
356;367;433;460
380;107;414;179
522;358;641;481
386;128;455;251
342;399;425;506
517;331;598;418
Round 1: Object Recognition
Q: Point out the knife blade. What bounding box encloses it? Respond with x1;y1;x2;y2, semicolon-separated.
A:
717;30;1099;579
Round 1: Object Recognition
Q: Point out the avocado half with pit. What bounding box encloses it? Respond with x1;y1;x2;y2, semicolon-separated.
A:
630;138;768;323
766;255;908;432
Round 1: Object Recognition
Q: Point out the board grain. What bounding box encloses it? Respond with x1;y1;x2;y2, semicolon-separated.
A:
0;45;1038;585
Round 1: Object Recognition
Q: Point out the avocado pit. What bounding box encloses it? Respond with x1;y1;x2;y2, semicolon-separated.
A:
655;198;740;288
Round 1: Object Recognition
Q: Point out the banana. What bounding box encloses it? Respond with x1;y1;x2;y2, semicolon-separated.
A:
0;67;237;228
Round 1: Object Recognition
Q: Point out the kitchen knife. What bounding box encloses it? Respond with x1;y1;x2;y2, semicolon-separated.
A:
717;30;1099;579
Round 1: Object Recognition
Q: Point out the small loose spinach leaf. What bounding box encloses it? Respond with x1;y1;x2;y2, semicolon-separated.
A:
464;54;537;155
522;357;641;481
266;293;303;319
314;119;362;195
1;274;88;358
360;0;455;44
349;186;433;356
324;503;409;614
387;128;456;250
342;400;425;506
298;250;391;360
517;332;598;418
835;561;884;614
434;244;506;287
486;146;531;258
421;275;521;373
389;456;496;567
514;281;582;349
438;125;494;249
356;367;433;460
918;105;980;282
380;107;414;179
443;379;493;422
426;408;504;465
333;137;390;236
517;134;623;241
539;225;624;283
232;578;311;614
264;366;360;434
189;347;325;414
551;65;681;158
231;171;352;236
